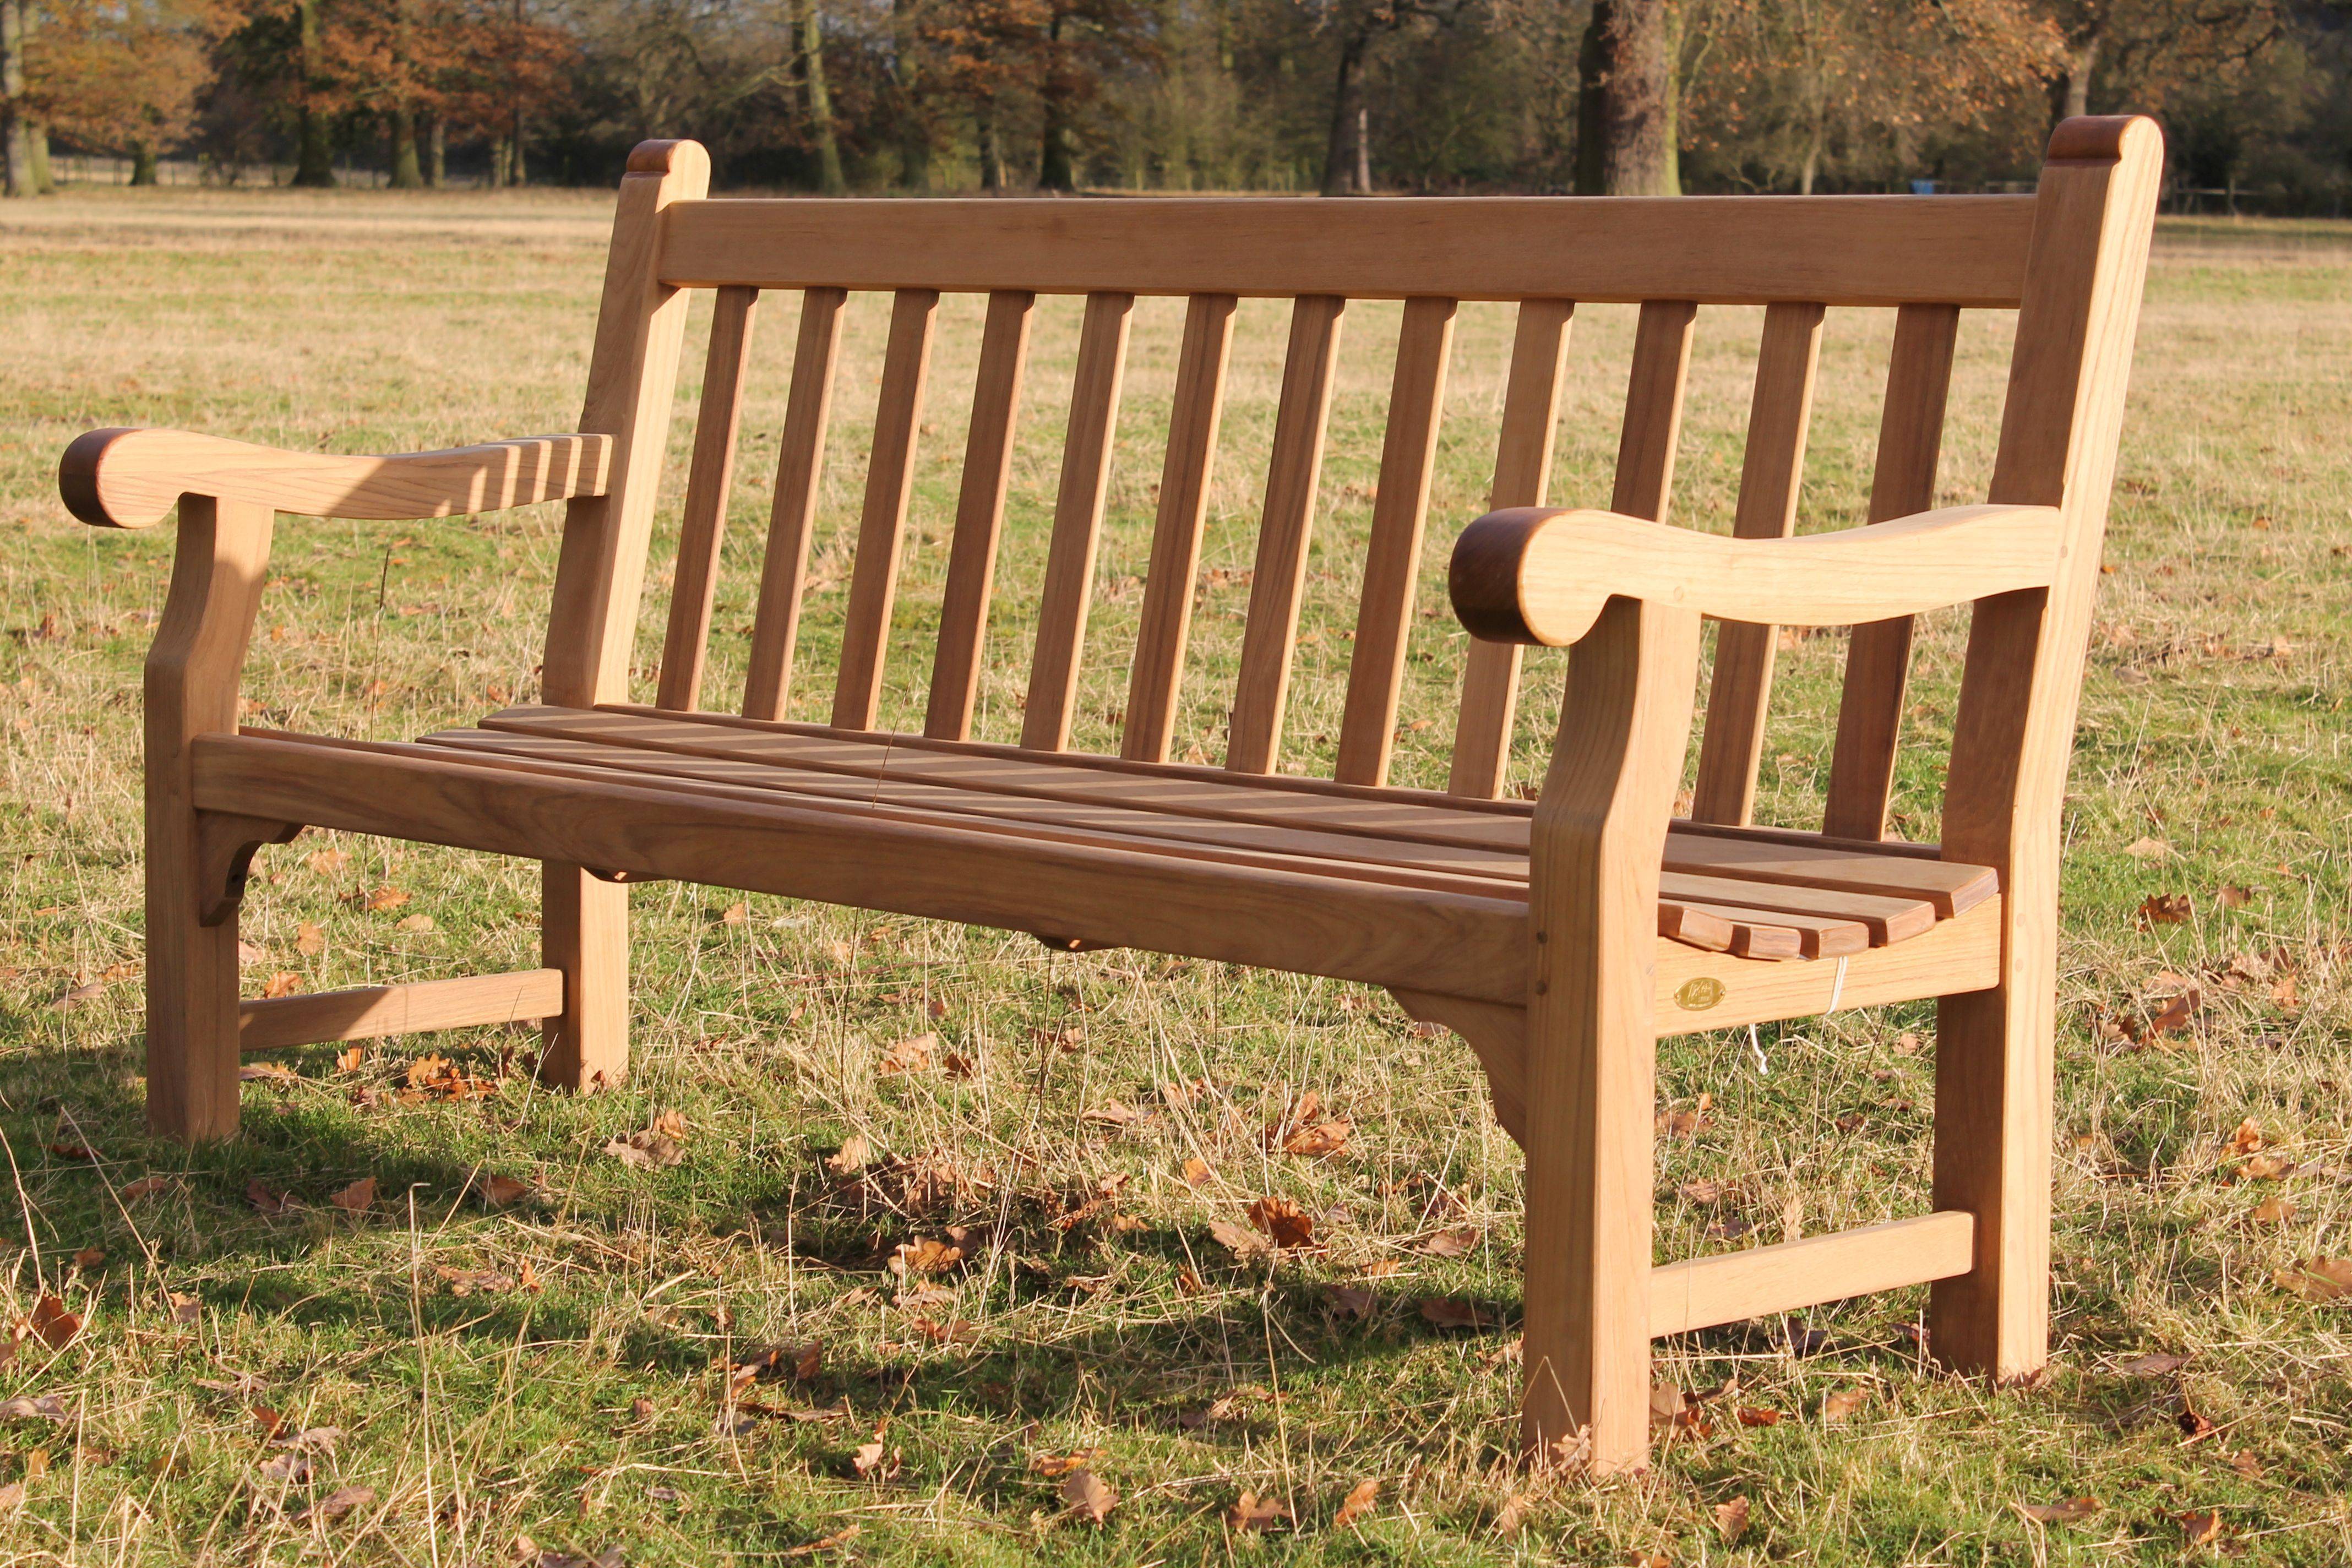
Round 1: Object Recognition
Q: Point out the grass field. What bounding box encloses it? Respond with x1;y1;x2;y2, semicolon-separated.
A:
1;184;2348;1565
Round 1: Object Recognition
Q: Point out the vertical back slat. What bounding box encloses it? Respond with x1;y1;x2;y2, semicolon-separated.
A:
1613;300;1699;521
924;289;1036;740
831;287;940;731
1449;298;1574;798
1023;291;1135;750
1225;293;1347;774
1335;296;1458;786
742;286;847;721
656;285;760;712
1822;302;1961;838
1689;300;1825;823
1121;292;1238;763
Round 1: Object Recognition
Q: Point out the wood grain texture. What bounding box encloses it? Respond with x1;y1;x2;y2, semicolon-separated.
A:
1931;115;2164;1384
541;861;629;1091
241;970;565;1051
661;194;2039;307
925;290;1036;740
1022;291;1134;750
1823;302;1962;839
742;286;847;721
1690;300;1824;825
191;732;1529;1005
1451;503;2063;649
1226;295;1346;775
540;139;710;711
1121;293;1236;762
1336;296;1457;786
1651;1212;1975;1337
832;288;941;730
1521;595;1702;1471
657;285;760;711
143;496;275;1140
1613;300;1698;523
61;428;613;531
1450;298;1572;799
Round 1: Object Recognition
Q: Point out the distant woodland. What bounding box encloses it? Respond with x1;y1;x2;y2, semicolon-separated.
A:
2;0;2347;205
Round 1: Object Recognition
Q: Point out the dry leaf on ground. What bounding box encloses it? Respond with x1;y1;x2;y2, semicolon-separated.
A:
26;1298;79;1351
606;1126;684;1170
825;1135;870;1175
2176;1509;2224;1545
1228;1490;1291;1533
297;1484;375;1523
1714;1495;1751;1539
1333;1478;1379;1528
2018;1496;2101;1524
1246;1195;1316;1250
876;1033;936;1075
480;1173;533;1207
328;1177;375;1212
1418;1298;1491;1330
1821;1387;1869;1424
2274;1256;2352;1301
1061;1467;1117;1523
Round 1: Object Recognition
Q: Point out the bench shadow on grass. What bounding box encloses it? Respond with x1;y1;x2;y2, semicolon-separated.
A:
10;1028;1963;1523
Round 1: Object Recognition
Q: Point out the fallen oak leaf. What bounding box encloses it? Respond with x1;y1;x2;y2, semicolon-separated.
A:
779;1524;861;1557
328;1177;376;1212
1061;1467;1117;1523
1821;1387;1870;1425
29;1296;81;1350
1418;1297;1491;1330
2176;1509;2224;1546
0;1395;70;1423
875;1032;936;1076
1714;1494;1751;1540
1245;1195;1316;1250
1333;1478;1379;1528
2273;1256;2352;1302
2018;1496;2101;1524
296;1484;375;1523
1227;1490;1291;1533
122;1175;177;1200
2136;892;2193;929
246;1179;295;1215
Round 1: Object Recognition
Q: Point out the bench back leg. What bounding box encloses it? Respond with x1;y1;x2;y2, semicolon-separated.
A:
144;496;274;1141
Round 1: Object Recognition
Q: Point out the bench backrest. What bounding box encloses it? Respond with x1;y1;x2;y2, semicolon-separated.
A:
541;121;2159;877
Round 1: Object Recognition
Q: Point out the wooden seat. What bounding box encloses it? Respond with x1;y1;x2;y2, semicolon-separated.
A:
62;116;2163;1475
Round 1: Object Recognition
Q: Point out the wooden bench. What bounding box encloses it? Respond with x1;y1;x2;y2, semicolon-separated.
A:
60;115;2162;1472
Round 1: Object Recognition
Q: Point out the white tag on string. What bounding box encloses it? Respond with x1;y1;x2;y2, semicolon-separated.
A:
1747;1023;1770;1076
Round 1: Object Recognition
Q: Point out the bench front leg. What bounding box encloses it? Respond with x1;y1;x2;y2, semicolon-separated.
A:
144;496;274;1140
540;863;628;1091
1521;595;1700;1472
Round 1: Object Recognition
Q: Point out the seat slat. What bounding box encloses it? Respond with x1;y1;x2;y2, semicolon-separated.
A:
657;285;759;712
925;289;1036;741
832;287;940;731
198;730;1531;1006
1673;900;1866;960
1337;296;1457;787
428;725;1843;962
1023;291;1135;750
1450;298;1573;799
1123;293;1238;763
1228;294;1347;775
1690;300;1824;824
477;705;1997;914
742;286;847;721
1824;302;1962;839
1658;870;1934;945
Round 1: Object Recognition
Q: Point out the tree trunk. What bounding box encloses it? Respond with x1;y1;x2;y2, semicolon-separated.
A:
1319;31;1366;196
2061;32;2098;120
978;102;1003;190
509;0;527;186
1599;0;1674;195
291;0;336;187
1355;102;1370;192
1;0;30;199
390;106;423;187
892;0;929;189
488;134;508;189
426;114;445;186
1037;12;1077;190
29;118;50;191
131;140;158;185
1572;0;1608;195
796;0;846;194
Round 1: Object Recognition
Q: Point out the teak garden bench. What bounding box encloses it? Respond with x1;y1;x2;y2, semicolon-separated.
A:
61;116;2161;1471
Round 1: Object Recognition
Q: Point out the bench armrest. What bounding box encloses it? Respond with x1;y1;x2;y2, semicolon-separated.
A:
1447;502;2065;647
59;427;614;530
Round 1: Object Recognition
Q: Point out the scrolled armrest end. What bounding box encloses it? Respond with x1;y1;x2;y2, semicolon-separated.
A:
1449;507;1581;646
60;428;164;529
